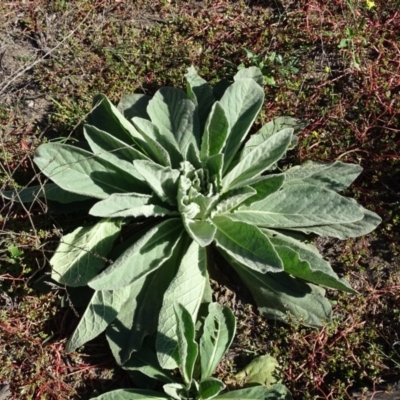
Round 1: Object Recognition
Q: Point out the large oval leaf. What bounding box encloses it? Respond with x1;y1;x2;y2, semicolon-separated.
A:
1;183;90;204
147;87;200;158
286;208;382;239
221;128;293;192
262;229;356;293
34;143;149;199
51;218;121;287
201;102;230;161
156;239;208;370
66;286;131;352
89;219;183;291
185;65;215;133
213;216;283;273
284;161;362;192
106;240;186;364
88;93;144;145
229;257;332;327
232;184;364;227
219;79;264;173
89;193;177;218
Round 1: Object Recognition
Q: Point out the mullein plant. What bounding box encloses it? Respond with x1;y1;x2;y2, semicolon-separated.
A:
2;66;381;370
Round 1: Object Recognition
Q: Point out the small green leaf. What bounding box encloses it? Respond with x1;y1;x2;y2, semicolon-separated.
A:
163;383;186;400
200;303;236;381
206;154;224;189
235;355;279;387
234;66;264;86
50;219;121;287
174;303;198;386
183;218;217;247
213;216;283;273
198;378;225;400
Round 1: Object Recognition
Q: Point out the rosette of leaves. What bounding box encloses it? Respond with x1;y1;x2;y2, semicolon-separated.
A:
1;66;381;368
92;302;292;400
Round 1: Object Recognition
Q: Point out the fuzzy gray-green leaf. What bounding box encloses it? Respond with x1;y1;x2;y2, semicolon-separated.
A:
215;384;292;400
199;378;225;400
233;184;364;227
106;242;185;364
91;389;170;400
51;219;121;287
230;259;332;327
183;218;217;247
287;208;382;239
239;116;305;162
174;303;198;386
185;65;215;132
117;93;151;120
214;187;256;215
89;193;176;218
66;287;131;352
132;116;178;167
147;87;200;158
221;128;293;192
89;93;144;145
34;143;149;199
219;79;264;173
89;219;183;291
200;303;236;381
234;66;264;86
1;183;90;204
157;240;208;370
134;160;180;206
201;101;230;161
262;229;355;293
284;161;363;192
213;216;283;273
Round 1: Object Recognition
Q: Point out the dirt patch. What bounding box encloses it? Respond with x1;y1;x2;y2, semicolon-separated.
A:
0;35;51;138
